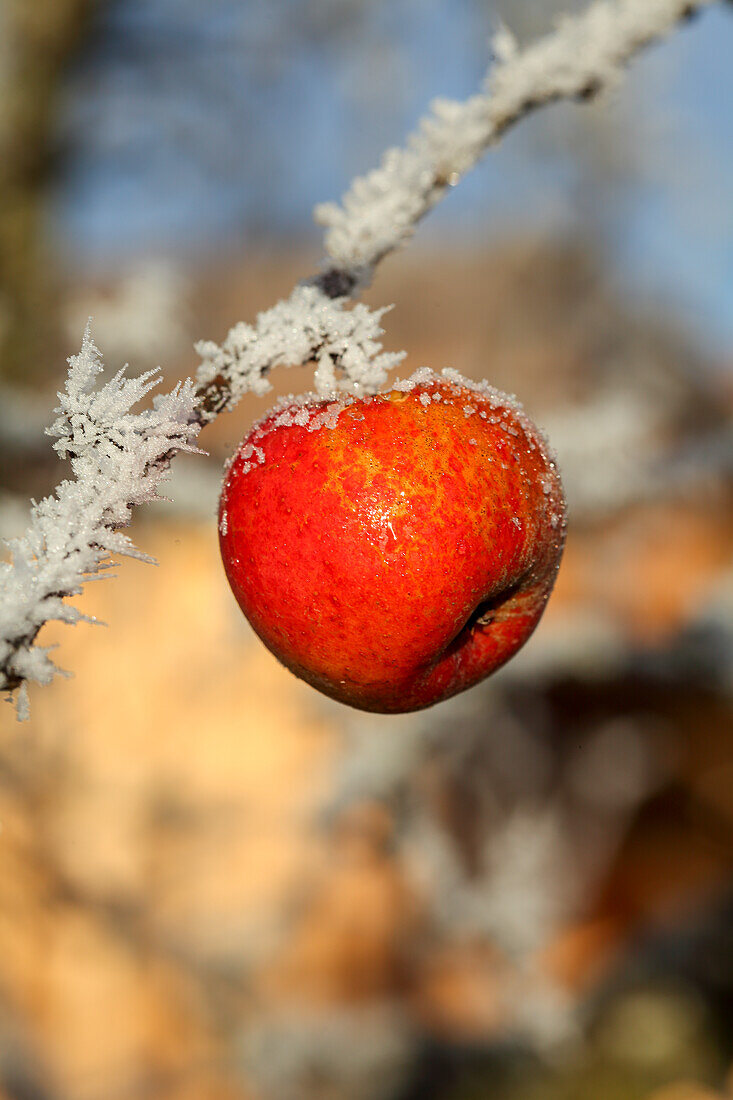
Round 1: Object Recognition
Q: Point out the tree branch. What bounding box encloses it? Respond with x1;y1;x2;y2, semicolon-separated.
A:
192;0;714;423
314;0;712;275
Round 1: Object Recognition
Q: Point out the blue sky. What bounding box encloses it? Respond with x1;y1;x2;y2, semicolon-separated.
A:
55;0;733;356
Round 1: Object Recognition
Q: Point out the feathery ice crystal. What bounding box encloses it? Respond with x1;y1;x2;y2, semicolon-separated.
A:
0;327;201;718
194;284;405;420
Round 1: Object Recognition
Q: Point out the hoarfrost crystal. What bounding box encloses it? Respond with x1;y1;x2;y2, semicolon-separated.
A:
0;327;201;716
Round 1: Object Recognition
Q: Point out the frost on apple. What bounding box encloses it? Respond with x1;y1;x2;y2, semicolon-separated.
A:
0;326;201;716
218;368;566;713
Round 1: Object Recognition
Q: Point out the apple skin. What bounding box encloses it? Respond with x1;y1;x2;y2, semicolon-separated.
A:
218;369;566;713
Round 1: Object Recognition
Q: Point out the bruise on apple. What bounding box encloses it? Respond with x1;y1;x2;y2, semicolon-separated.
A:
219;368;566;713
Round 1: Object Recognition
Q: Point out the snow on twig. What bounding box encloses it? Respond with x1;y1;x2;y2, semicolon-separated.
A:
316;0;713;273
0;328;201;716
1;0;715;716
194;285;405;423
194;0;714;421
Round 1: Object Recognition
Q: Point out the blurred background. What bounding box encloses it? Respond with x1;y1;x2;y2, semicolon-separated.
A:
2;1;733;1098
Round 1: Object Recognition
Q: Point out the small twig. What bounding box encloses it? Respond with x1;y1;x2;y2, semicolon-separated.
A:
314;0;714;273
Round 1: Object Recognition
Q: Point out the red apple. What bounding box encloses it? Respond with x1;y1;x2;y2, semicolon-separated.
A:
218;368;565;713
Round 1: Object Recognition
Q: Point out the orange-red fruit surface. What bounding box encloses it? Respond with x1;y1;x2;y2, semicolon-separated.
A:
219;370;566;713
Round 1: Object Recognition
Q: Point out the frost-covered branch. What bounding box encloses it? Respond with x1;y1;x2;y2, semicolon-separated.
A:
194;285;405;423
194;0;714;422
2;0;715;716
0;328;201;716
316;0;713;275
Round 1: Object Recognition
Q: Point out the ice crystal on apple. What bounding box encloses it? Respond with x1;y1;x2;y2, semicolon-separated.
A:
218;369;566;712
